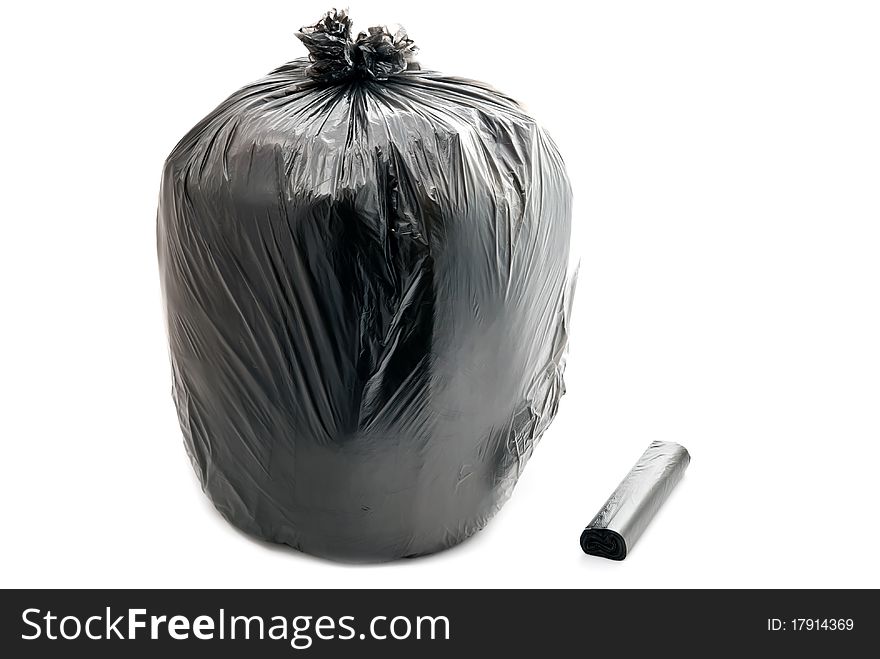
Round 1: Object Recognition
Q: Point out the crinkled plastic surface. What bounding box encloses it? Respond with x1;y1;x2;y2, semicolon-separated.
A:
157;9;573;562
581;441;691;560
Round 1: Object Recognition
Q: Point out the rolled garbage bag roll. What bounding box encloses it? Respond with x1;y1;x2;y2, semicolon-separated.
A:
581;441;690;560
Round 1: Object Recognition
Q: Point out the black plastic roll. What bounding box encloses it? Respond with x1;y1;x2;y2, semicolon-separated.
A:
581;441;690;560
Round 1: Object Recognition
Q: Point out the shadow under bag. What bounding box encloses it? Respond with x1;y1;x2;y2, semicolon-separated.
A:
157;9;573;561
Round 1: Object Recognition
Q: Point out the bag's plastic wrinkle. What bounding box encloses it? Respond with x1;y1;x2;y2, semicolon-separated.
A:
157;9;573;562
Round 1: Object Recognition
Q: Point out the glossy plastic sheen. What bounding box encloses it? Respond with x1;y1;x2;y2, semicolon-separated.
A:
157;10;573;562
581;441;691;560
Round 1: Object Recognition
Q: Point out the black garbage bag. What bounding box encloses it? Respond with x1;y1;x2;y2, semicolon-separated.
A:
157;9;573;561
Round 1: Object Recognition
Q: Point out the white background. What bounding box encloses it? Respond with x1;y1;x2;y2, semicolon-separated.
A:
2;0;878;588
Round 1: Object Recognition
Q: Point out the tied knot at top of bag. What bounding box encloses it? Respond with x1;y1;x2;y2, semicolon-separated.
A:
296;9;419;84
